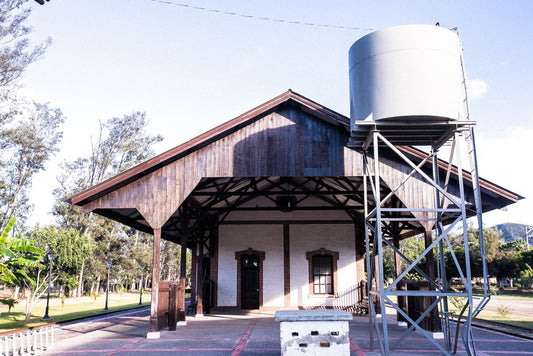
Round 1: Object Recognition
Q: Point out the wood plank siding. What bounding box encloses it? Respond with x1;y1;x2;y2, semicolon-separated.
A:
70;90;522;232
81;106;363;229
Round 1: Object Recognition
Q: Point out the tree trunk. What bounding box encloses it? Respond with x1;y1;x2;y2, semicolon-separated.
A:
76;259;85;297
96;275;101;294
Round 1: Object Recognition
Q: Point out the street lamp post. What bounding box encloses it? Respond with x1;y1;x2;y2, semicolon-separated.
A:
104;258;112;311
139;263;145;305
41;249;56;321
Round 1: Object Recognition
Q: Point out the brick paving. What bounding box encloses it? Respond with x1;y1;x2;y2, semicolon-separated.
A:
43;309;533;355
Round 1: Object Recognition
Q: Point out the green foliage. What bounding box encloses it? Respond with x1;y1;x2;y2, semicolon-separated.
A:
1;1;60;228
0;101;65;228
90;293;100;303
500;239;527;252
0;298;18;313
51;113;162;296
496;302;511;317
0;0;50;95
0;217;44;286
448;287;466;311
26;225;94;294
519;264;533;288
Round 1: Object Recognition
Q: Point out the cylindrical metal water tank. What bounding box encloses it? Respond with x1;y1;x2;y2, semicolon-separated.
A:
349;24;465;130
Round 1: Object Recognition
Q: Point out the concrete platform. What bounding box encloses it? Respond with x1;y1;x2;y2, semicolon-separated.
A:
44;309;533;355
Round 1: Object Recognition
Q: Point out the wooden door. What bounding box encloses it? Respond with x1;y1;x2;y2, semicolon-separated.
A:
241;254;259;309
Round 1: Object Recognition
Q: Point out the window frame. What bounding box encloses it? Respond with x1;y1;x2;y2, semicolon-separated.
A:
306;248;339;297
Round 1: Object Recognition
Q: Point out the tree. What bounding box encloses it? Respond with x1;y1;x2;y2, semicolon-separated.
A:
519;264;533;288
0;0;50;98
500;239;527;252
0;0;60;232
27;225;94;297
0;216;46;322
0;102;64;228
53;112;162;294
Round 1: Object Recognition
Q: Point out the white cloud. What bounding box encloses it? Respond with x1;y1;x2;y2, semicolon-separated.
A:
476;128;533;226
467;78;488;100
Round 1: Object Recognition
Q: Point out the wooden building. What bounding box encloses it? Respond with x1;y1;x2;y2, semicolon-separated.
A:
68;90;521;336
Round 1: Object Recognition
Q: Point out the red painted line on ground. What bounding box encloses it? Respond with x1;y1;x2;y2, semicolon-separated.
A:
46;350;114;354
350;338;367;356
127;348;233;351
231;319;257;356
107;338;144;356
157;337;237;340
360;350;441;354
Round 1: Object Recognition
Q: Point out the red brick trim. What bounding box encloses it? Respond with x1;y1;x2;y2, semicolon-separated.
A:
235;248;265;309
306;248;339;297
283;224;290;307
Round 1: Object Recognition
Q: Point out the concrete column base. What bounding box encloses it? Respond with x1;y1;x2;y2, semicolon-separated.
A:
429;331;444;339
146;331;160;339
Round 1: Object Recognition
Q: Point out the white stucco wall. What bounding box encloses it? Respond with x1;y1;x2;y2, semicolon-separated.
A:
217;224;284;307
217;221;359;309
217;196;359;309
289;224;358;308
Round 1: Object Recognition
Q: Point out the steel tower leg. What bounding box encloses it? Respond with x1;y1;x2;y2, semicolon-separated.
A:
361;128;485;356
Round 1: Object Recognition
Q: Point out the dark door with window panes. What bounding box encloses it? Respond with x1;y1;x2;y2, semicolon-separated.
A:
241;254;259;309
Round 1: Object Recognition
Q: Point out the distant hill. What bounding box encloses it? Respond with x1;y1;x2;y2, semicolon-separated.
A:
492;223;533;246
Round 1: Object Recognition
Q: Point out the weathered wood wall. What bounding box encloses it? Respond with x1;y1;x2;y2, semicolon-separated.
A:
82;107;366;229
80;105;470;230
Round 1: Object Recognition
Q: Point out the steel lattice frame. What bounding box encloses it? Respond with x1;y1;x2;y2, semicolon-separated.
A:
362;126;488;356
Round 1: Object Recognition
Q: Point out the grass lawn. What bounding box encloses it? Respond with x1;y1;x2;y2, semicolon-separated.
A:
388;293;533;330
0;291;150;331
475;309;533;329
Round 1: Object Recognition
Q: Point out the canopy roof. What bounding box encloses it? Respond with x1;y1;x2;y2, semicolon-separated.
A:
68;90;523;244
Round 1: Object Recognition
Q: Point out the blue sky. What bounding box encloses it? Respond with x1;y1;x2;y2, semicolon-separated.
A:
22;0;533;228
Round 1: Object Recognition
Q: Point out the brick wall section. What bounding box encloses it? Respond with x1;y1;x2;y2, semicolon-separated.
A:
283;224;290;307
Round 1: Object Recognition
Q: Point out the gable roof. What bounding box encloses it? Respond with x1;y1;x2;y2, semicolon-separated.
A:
69;90;349;206
69;90;523;214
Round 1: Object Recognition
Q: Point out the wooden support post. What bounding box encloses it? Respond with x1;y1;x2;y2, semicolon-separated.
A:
424;229;435;281
178;233;187;322
190;243;197;307
394;233;407;323
374;253;381;314
423;227;441;332
148;228;161;338
197;243;204;316
169;283;179;331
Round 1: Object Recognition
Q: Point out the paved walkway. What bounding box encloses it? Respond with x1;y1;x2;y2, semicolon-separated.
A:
44;309;533;355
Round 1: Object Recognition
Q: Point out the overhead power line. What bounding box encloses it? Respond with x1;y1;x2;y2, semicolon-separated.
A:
149;0;374;31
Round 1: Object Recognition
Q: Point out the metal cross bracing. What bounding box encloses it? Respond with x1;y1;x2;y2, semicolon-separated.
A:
361;122;487;356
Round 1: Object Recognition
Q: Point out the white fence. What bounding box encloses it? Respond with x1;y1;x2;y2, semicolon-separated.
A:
0;325;54;356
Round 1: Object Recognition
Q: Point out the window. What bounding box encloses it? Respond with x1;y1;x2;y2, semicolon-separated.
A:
312;255;333;294
306;248;339;296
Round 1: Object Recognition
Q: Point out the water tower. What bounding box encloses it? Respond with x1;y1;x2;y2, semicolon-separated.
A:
349;24;487;356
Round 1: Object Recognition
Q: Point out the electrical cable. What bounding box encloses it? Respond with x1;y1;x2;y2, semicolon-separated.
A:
149;0;374;31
